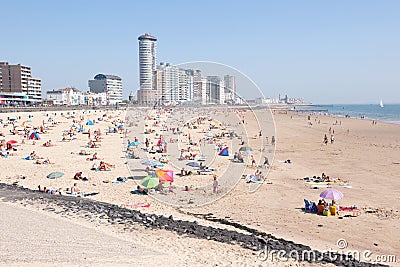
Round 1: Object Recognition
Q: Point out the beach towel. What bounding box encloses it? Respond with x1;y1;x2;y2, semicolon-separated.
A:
131;190;148;195
245;174;264;183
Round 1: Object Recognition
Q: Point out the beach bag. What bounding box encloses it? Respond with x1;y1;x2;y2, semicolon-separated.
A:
117;177;126;182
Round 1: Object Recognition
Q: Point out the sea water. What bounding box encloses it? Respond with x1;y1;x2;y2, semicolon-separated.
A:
297;104;400;125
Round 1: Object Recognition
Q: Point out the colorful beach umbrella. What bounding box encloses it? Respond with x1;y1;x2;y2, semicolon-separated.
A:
141;176;159;188
46;172;64;179
128;141;140;147
320;189;344;200
140;159;164;167
156;170;174;182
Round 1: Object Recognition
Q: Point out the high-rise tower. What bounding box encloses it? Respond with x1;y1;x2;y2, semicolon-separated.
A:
137;33;157;105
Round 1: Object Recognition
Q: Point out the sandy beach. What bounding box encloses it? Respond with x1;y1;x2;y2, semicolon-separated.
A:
0;107;399;266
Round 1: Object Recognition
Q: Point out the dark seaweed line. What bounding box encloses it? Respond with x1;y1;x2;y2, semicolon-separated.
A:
0;183;388;267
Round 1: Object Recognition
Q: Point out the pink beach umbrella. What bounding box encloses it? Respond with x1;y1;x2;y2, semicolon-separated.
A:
320;189;344;200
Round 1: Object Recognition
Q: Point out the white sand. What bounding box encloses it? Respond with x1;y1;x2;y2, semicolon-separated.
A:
0;107;399;266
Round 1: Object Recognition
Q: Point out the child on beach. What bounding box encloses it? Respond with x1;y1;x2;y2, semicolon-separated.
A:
213;175;218;193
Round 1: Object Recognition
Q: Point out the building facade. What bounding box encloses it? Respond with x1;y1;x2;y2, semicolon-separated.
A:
204;76;225;105
0;62;42;102
46;87;85;105
137;33;157;105
223;75;236;104
88;74;122;105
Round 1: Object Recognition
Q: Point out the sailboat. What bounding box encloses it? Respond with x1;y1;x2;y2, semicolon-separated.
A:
379;99;384;108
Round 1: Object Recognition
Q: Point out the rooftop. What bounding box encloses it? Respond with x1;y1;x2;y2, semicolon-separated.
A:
94;74;122;81
138;33;157;41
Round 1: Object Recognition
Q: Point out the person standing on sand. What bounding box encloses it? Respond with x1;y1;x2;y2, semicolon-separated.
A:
330;134;334;144
213;175;218;193
263;156;270;168
251;155;256;167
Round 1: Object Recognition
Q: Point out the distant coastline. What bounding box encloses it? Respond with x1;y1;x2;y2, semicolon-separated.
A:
289;104;400;125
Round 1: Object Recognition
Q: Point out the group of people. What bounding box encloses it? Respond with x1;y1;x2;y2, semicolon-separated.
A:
317;199;339;216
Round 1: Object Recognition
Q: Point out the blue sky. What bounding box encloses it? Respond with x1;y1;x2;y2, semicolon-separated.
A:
1;0;400;104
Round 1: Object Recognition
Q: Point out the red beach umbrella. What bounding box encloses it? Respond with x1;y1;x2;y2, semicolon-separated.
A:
6;140;18;145
156;170;174;182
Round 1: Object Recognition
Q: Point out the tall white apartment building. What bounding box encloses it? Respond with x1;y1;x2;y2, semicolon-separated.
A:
137;33;157;105
88;74;122;105
155;63;194;104
179;69;193;102
203;76;225;105
192;70;202;103
224;75;236;104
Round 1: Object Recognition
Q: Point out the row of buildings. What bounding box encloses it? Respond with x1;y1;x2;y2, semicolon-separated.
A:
0;62;42;105
0;61;123;106
136;34;237;106
46;74;123;106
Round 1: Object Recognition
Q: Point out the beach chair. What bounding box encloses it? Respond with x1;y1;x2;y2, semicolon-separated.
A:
303;199;312;212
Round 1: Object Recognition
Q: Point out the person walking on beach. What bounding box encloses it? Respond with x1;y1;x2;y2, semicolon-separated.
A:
263;156;270;168
251;155;256;167
330;134;334;144
212;175;218;193
323;134;328;145
271;136;275;145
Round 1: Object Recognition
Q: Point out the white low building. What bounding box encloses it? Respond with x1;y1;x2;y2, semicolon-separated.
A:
46;87;85;105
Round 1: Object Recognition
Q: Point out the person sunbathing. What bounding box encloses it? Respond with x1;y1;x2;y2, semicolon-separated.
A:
35;158;52;164
87;140;96;148
71;183;81;195
74;172;83;180
43;140;54;147
99;161;114;170
30;151;40;160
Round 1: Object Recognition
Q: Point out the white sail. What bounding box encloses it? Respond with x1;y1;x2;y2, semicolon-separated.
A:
379;99;384;108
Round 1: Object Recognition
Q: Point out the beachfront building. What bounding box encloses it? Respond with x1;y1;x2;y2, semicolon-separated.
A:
0;62;42;103
137;33;157;106
192;70;202;103
85;92;108;106
46;87;85;106
224;75;236;104
155;63;194;105
88;74;122;105
203;76;225;105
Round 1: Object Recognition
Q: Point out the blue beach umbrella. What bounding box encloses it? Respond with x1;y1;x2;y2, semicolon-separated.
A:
186;161;200;168
128;141;140;147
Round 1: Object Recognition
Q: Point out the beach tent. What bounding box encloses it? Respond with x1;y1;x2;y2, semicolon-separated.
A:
29;132;40;140
156;170;174;182
86;120;94;126
219;147;229;156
